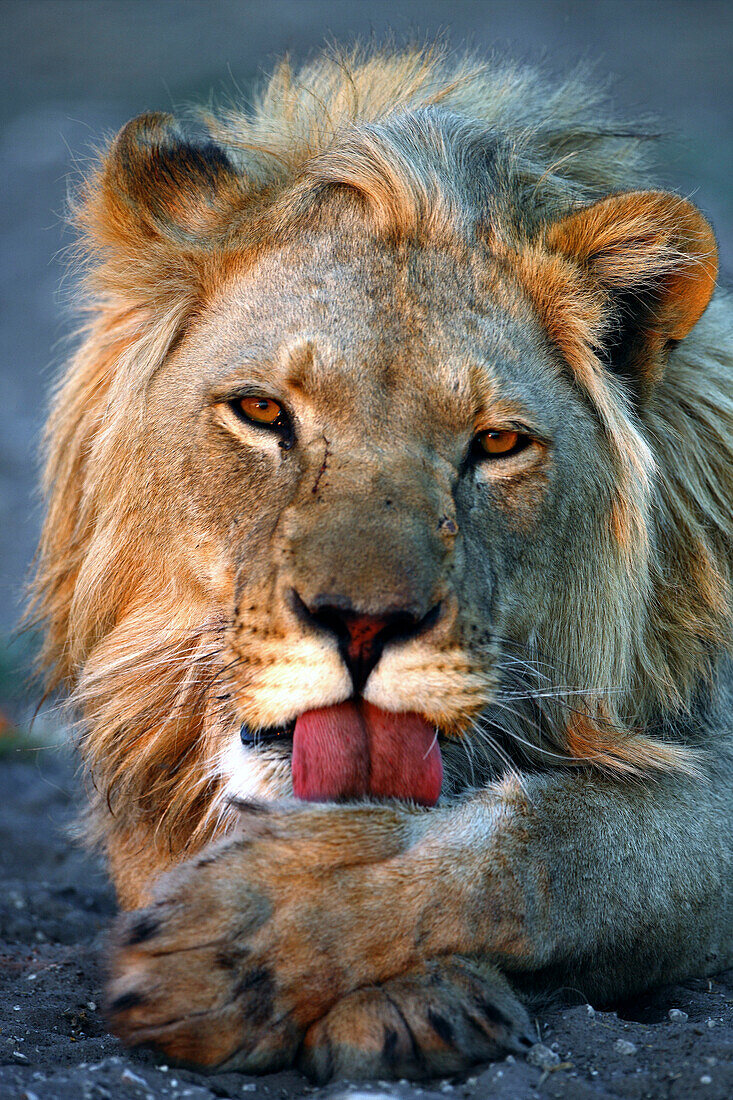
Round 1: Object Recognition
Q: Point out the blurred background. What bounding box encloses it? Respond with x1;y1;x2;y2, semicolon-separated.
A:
1;0;731;731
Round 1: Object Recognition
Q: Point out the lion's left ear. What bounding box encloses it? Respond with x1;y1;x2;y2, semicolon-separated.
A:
546;191;717;383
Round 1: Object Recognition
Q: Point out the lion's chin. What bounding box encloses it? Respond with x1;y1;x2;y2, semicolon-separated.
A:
291;700;442;806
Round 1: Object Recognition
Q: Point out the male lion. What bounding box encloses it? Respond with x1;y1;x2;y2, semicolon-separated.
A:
31;45;733;1081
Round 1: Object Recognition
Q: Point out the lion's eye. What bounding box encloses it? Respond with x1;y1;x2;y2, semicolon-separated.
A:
476;429;529;458
236;396;284;426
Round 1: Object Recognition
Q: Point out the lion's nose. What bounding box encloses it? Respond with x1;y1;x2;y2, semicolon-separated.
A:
293;592;440;692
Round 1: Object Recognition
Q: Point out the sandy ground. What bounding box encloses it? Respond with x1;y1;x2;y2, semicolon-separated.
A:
1;741;732;1100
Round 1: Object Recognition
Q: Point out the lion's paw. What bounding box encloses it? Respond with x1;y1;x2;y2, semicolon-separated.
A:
104;802;417;1072
104;849;302;1071
299;957;533;1083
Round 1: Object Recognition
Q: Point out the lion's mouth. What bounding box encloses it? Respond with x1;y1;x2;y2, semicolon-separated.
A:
241;701;442;806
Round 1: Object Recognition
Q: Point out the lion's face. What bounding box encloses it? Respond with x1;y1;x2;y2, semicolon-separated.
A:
33;69;722;863
146;225;619;803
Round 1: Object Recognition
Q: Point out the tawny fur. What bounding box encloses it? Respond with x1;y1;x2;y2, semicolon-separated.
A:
27;43;733;1081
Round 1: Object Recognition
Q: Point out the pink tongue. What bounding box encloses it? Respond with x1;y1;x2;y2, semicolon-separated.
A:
292;701;442;806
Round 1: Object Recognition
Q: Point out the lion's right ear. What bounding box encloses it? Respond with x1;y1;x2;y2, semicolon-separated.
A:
79;113;246;300
544;191;717;392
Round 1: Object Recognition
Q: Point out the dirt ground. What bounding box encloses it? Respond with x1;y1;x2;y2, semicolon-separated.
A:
1;741;731;1100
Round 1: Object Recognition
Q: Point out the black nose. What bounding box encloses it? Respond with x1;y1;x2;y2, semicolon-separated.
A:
293;592;441;693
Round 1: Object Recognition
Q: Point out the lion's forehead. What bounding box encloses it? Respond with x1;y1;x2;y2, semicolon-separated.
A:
209;237;533;358
184;233;565;433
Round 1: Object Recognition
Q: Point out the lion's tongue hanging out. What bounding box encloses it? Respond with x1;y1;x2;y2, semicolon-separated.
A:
292;701;442;806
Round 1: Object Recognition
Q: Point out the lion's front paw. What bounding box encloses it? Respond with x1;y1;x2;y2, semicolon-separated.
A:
105;861;302;1072
105;801;420;1071
299;957;533;1083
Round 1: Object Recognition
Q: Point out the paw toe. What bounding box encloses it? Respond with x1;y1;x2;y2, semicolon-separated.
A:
300;958;531;1083
301;988;418;1083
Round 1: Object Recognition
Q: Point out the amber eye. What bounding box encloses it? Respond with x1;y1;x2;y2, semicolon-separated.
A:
236;396;284;426
477;429;527;457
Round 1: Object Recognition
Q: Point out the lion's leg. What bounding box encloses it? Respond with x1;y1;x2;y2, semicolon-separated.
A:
480;768;733;1002
106;765;733;1077
299;956;532;1083
105;824;178;910
399;766;733;1005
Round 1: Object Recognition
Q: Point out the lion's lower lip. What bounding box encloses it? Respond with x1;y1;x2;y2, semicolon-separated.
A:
240;720;296;746
240;715;449;750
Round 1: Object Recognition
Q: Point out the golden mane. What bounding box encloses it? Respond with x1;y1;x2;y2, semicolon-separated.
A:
29;45;733;855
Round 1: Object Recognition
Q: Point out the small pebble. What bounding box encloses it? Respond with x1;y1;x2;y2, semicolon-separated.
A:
700;1076;712;1085
614;1039;637;1055
120;1069;148;1087
338;1094;394;1100
668;1008;688;1022
12;1051;29;1063
706;1018;717;1028
585;1004;595;1017
527;1042;561;1069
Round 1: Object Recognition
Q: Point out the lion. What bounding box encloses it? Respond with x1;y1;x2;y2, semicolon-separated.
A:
30;43;733;1082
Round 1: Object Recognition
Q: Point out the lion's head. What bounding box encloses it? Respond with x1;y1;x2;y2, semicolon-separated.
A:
31;47;731;899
